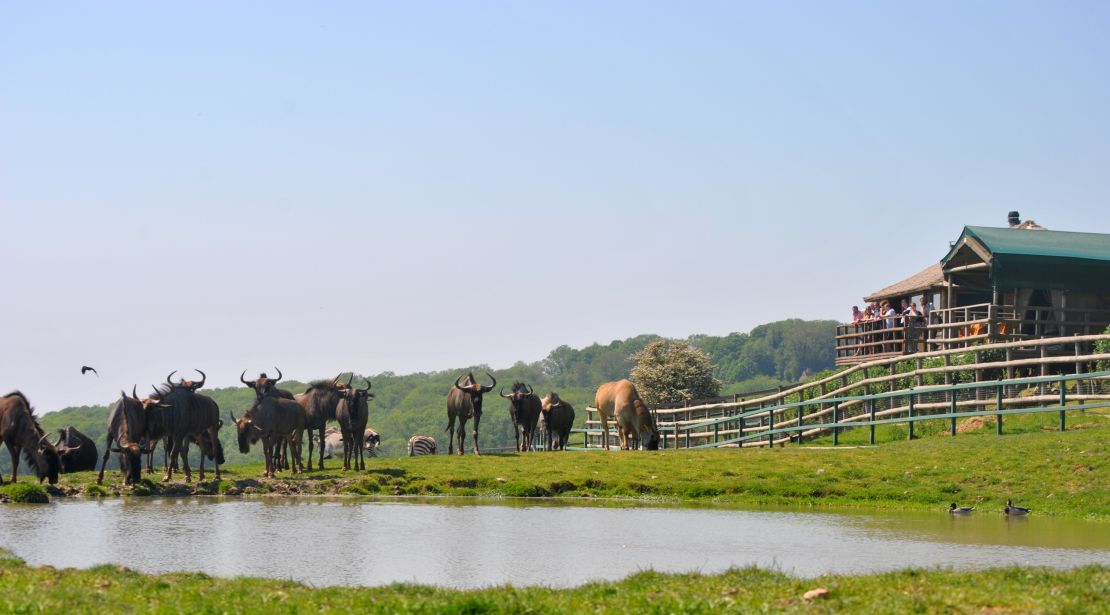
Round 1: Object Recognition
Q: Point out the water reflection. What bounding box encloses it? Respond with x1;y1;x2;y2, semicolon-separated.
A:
0;498;1106;588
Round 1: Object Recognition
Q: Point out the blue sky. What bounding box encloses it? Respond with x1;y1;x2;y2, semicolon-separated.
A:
3;2;1109;411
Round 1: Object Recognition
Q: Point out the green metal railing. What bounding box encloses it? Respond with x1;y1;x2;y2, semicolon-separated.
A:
569;369;1110;450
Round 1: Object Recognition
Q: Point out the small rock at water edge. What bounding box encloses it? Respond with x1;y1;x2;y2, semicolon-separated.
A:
803;587;830;601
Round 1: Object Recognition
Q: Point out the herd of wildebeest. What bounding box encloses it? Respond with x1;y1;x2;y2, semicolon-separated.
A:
0;368;661;487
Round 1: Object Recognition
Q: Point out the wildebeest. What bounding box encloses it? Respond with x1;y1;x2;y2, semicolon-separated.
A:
240;368;296;470
54;426;97;473
296;376;348;470
540;392;575;451
230;373;306;478
0;391;63;485
446;372;495;455
159;370;223;482
97;388;158;485
500;382;541;452
407;435;437;456
363;429;381;457
336;379;373;470
594;380;660;450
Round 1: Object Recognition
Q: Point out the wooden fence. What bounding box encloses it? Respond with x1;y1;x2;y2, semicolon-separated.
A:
572;333;1110;450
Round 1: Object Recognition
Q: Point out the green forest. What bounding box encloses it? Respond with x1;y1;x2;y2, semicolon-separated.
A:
6;319;835;472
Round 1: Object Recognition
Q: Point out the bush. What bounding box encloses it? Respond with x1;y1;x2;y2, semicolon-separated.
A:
0;483;49;504
1096;325;1110;371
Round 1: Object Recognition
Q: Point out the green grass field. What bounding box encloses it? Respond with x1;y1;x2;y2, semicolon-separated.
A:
0;548;1105;614
27;413;1107;520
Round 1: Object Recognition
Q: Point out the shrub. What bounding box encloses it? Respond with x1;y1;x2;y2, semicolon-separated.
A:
1;483;49;504
1095;325;1110;371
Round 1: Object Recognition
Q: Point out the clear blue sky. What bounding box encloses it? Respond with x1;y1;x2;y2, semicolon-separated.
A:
3;2;1109;411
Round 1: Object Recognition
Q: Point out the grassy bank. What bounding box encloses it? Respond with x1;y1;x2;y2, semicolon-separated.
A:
0;549;1104;614
38;422;1107;519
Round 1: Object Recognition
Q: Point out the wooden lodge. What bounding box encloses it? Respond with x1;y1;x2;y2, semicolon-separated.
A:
835;214;1110;366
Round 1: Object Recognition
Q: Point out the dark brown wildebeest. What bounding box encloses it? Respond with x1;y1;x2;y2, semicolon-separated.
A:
295;375;348;470
594;380;660;451
160;370;222;482
540;392;576;451
230;375;307;478
446;372;495;455
500;382;541;452
240;368;296;470
54;425;97;473
0;391;63;485
336;379;372;470
96;388;160;485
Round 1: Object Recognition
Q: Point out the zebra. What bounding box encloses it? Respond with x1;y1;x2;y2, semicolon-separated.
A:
407;435;437;456
363;429;381;458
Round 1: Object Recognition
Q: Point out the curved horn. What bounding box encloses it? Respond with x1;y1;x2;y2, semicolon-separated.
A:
150;385;161;399
455;374;470;391
192;369;206;389
272;367;283;384
525;383;534;396
345;373;353;387
240;370;254;387
38;433;51;447
358;378;371;394
482;372;497;392
132;385;140;402
229;411;238;423
166;371;178;386
332;374;342;385
499;387;511;399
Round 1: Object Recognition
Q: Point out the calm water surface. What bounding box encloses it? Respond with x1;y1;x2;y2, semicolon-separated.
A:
1;498;1107;588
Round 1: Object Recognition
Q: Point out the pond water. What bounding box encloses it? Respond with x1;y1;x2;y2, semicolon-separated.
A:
1;498;1107;588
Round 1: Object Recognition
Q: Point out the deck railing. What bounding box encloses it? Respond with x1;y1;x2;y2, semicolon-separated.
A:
835;303;1110;365
572;333;1110;450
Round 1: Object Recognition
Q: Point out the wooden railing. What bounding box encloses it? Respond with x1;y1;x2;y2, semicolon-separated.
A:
572;334;1110;450
835;303;1110;365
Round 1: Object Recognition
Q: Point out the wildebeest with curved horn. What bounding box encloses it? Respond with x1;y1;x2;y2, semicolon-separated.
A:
446;372;495;455
336;378;373;470
540;392;575;451
241;368;297;470
0;391;62;485
54;426;97;473
500;382;541;452
295;374;349;470
594;379;660;450
230;371;306;478
159;370;223;482
97;387;162;485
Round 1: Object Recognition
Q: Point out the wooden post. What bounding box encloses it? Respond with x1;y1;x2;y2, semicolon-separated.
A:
767;405;775;448
713;422;719;444
1039;345;1048;395
950;390;957;436
869;397;877;445
1060;377;1067;432
797;395;805;446
996;380;1003;435
907;393;915;440
833;401;840;446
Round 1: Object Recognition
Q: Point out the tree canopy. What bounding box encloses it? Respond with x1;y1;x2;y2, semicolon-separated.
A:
629;339;722;405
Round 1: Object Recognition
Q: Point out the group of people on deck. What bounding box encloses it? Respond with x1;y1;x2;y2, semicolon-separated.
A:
850;297;933;355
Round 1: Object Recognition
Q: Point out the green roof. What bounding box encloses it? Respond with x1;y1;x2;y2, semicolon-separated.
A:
942;226;1110;291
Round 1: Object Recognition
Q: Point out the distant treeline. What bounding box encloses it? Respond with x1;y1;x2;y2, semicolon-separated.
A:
7;319;835;469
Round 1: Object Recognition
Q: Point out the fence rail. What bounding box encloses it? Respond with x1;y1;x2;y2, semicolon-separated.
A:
570;333;1110;450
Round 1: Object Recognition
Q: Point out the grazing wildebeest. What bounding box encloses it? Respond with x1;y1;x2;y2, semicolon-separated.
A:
446;372;495;455
230;375;307;478
0;391;62;485
363;429;381;458
98;387;169;485
594;380;660;450
500;382;541;452
296;376;348;470
160;370;222;482
407;435;437;456
336;379;373;470
540;392;575;451
54;426;97;473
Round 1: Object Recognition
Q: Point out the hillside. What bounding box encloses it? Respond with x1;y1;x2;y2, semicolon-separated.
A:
6;319;836;471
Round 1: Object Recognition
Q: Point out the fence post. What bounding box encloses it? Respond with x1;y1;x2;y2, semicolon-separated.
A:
833;401;840;446
767;405;775;448
713;422;719;444
907;393;915;440
950;389;958;436
1060;377;1067;432
869;397;876;445
797;398;805;446
996;380;1003;435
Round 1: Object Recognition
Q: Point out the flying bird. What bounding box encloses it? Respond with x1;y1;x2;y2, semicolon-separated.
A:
81;365;99;377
